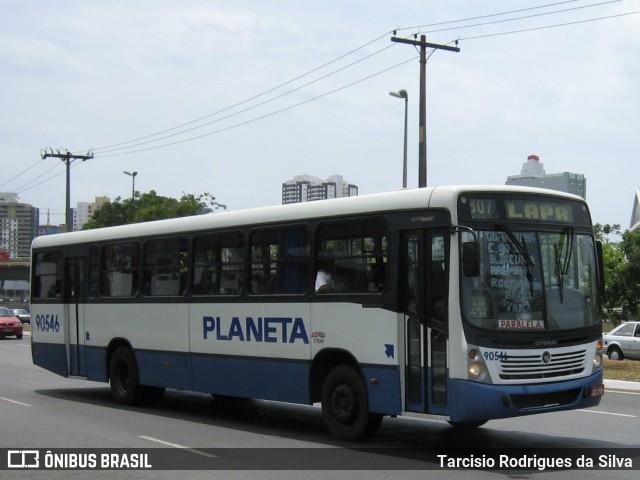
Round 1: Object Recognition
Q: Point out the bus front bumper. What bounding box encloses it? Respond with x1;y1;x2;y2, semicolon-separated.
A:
447;371;604;424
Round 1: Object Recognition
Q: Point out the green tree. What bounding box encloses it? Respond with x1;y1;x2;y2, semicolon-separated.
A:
83;191;226;229
593;223;624;319
607;228;640;319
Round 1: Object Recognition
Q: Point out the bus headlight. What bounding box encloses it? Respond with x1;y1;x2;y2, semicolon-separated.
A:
593;341;604;372
467;347;490;383
468;362;485;380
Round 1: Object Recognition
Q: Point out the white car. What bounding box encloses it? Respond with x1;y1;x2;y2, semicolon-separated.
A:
603;321;640;360
12;308;30;325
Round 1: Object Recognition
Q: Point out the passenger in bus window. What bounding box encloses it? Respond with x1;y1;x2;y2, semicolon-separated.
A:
315;257;335;293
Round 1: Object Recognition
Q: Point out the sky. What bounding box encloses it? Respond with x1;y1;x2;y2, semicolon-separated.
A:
1;0;639;231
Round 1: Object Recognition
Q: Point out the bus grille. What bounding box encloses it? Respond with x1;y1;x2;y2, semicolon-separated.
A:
498;349;587;380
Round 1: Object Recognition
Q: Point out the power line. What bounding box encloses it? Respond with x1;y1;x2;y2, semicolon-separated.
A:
93;43;399;156
88;1;627;159
396;0;611;31
97;55;419;158
7;1;635;194
13;162;64;193
458;9;640;41
87;32;395;155
89;1;592;155
0;160;42;188
417;0;622;35
94;6;636;159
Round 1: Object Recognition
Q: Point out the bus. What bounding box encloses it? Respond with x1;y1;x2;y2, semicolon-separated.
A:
30;186;605;440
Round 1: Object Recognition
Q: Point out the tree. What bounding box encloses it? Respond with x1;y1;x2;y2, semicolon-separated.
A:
83;191;226;229
593;223;624;319
607;228;640;319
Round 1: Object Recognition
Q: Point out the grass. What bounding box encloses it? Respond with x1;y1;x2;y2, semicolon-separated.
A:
603;357;640;382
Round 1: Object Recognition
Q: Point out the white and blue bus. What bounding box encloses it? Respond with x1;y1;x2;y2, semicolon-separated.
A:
30;186;605;440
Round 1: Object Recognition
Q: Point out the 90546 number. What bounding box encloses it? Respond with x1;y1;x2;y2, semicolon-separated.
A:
483;350;508;361
35;314;60;333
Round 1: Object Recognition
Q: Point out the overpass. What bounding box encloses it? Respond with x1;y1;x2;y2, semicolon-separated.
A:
0;262;30;281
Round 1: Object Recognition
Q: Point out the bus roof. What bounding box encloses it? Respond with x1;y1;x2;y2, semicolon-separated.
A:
31;185;587;249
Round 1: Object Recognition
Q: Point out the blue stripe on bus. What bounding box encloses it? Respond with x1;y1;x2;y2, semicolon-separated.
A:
190;354;311;404
362;365;402;415
33;343;402;415
31;342;68;378
136;350;193;390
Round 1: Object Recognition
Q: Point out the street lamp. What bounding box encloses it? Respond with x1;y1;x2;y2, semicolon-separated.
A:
123;171;137;199
389;89;408;189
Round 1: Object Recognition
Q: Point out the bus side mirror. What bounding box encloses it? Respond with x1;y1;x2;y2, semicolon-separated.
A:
462;241;480;277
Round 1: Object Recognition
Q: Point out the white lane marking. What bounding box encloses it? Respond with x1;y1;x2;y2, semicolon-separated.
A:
138;436;217;458
0;397;31;407
579;409;636;418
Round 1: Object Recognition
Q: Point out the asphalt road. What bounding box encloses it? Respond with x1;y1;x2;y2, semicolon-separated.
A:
1;334;639;479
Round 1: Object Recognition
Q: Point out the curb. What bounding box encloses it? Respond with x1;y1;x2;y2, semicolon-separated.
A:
604;379;640;391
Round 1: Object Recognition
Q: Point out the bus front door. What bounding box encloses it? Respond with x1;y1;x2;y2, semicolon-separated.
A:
402;230;449;413
64;257;86;377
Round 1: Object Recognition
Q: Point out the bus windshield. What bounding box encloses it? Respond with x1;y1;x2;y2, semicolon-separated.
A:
461;228;600;331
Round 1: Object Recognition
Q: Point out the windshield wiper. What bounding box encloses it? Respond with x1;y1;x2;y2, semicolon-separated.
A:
562;228;574;276
554;228;574;303
496;224;536;297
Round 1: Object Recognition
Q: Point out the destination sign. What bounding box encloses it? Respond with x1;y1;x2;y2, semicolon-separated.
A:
504;200;573;223
461;195;580;224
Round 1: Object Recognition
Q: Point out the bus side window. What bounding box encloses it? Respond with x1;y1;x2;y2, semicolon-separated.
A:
32;250;63;300
192;232;244;296
143;238;188;296
101;243;139;297
316;218;388;293
250;226;308;295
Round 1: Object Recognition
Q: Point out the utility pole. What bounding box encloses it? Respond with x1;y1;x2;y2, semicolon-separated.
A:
41;149;93;232
391;35;459;188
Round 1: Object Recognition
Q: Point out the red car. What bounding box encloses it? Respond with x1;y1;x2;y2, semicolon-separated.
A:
0;307;23;339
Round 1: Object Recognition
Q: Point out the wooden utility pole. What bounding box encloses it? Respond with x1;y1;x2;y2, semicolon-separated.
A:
391;35;459;187
41;149;93;232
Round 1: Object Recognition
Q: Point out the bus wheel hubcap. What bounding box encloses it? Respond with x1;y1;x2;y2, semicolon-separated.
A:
332;384;357;423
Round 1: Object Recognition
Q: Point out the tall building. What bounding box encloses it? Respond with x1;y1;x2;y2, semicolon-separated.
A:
0;193;39;259
282;174;358;204
73;196;110;231
631;189;640;231
505;155;586;199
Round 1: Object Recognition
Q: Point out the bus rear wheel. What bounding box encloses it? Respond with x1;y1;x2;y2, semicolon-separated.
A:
109;347;164;406
321;365;382;440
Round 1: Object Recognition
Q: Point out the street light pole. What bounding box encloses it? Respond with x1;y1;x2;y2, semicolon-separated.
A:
123;171;137;200
389;89;408;188
391;35;459;187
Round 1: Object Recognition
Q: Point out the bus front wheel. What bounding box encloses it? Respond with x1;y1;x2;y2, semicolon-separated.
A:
321;364;382;440
109;347;164;405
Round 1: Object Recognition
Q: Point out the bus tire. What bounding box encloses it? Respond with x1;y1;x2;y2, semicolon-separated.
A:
321;364;383;440
109;347;164;405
